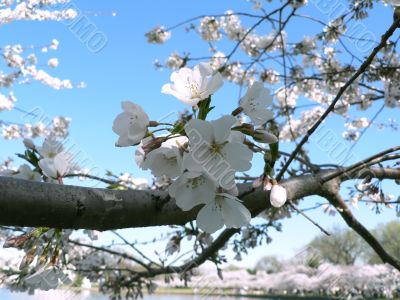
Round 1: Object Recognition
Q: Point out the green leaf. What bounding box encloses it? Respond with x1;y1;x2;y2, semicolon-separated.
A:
197;96;212;120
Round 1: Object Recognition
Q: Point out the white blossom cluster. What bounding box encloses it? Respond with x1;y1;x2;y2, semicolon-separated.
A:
201;11;286;58
280;106;325;141
36;137;76;180
0;0;77;25
145;26;171;44
0;37;80;141
113;62;286;233
222;61;257;85
342;117;370;142
156;263;400;299
0;92;16;111
147;4;400;145
0;137;79;182
117;173;149;190
165;52;185;70
199;16;221;41
1;42;74;90
323;18;347;44
384;79;400;108
352;179;396;212
1;116;71;140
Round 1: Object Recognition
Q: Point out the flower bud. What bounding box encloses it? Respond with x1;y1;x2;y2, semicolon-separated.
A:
148;121;159;127
142;137;166;154
270;184;287;208
231;106;244;116
23;138;35;150
253;129;278;144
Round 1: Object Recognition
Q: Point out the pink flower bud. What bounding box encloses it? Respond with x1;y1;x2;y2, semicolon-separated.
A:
23;138;35;150
270;184;287;208
253;129;278;144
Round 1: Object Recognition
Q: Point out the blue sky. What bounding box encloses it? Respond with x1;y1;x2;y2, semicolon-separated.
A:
0;1;399;268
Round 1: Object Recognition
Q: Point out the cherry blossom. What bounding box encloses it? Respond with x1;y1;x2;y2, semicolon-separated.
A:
13;164;41;181
24;267;71;291
384;80;400;108
169;171;216;211
0;93;15;111
210;51;227;70
145;26;171;44
112;101;149;147
260;69;280;84
38;152;71;179
165;52;184;69
196;190;251;233
239;81;274;125
140;135;187;178
220;10;245;41
5;1;400;297
161;62;223;106
183;115;253;188
37;137;63;158
2;124;22;139
199;16;221;41
275;86;298;108
51;116;71;138
118;173;149;190
48;58;59;68
50;39;59;50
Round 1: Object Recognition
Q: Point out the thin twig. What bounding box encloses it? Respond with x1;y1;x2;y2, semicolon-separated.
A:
276;19;400;181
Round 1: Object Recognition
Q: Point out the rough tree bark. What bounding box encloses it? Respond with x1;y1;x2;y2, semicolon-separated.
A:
0;167;398;230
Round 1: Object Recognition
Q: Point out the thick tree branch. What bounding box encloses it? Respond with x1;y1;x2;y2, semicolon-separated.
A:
0;174;317;230
319;180;400;271
1;167;399;230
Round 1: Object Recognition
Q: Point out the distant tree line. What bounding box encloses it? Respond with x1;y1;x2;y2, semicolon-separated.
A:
255;221;400;272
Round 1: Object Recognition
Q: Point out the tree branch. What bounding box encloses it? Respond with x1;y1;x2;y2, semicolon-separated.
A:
1;167;399;230
319;180;400;271
276;19;400;181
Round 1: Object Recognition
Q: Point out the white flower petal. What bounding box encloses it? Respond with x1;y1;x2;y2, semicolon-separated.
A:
181;152;204;172
220;196;251;228
53;153;70;176
222;142;253;172
239;81;274;125
112;101;149;147
229;131;245;143
162;63;223;106
185;119;213;145
112;113;130;135
38;158;58;178
143;148;181;178
197;202;224;233
205;72;224;95
248;108;274;125
211;115;236;144
170;172;216;211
